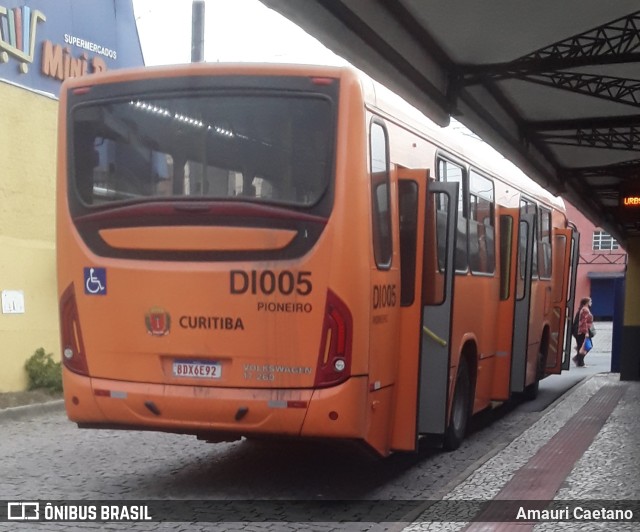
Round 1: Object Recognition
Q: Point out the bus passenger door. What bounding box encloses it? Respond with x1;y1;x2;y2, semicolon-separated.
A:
491;208;520;400
418;180;458;435
391;169;427;452
511;213;535;393
545;226;577;374
562;225;580;370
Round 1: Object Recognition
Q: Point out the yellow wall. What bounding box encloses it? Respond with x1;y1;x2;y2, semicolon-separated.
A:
0;81;59;392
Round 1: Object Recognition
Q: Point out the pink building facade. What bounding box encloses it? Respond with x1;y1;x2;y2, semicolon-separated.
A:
565;203;627;320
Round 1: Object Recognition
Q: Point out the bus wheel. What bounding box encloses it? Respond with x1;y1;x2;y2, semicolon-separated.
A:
523;378;539;401
443;358;471;451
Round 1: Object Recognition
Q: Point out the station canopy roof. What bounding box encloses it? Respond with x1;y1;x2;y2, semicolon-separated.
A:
261;0;640;245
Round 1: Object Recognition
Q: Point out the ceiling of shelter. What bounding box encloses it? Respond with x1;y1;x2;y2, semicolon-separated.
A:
260;0;640;245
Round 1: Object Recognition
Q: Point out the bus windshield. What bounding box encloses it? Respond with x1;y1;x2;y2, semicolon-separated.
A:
71;93;334;211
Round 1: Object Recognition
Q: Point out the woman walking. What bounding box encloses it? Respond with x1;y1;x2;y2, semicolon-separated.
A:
573;297;594;367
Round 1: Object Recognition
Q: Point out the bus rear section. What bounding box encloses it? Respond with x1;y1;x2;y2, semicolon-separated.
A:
57;66;378;451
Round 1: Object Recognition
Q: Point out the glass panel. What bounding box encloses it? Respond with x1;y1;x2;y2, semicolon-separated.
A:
399;181;418;306
469;170;494;202
469;170;495;274
438;158;467;272
438;159;464;215
520;199;538;277
517;219;529;300
424;191;448;306
539;207;552;279
72;94;333;208
547;308;563;367
370;123;392;268
552;234;567;303
592;230;619;251
499;215;514;300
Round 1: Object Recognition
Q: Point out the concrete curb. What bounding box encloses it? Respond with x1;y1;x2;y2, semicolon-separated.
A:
0;399;65;423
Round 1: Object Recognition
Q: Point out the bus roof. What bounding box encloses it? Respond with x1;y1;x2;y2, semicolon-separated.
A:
359;74;565;212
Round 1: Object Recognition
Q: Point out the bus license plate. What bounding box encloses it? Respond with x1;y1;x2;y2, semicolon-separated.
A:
173;361;222;379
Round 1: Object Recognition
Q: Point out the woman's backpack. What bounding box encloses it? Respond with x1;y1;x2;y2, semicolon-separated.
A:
571;311;580;338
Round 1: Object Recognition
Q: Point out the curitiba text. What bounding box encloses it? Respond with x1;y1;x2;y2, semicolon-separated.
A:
179;316;244;330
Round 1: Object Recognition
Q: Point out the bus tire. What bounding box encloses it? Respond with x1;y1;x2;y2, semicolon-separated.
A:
443;357;471;451
522;378;539;401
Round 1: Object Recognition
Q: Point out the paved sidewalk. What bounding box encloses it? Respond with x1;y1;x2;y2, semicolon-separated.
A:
403;321;640;531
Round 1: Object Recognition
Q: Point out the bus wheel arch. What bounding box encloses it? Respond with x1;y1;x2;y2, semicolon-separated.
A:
443;342;476;451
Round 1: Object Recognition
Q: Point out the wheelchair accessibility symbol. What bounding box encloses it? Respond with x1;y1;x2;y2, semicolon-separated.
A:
84;267;107;295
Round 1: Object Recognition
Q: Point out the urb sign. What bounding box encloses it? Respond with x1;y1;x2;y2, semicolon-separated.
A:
0;0;143;97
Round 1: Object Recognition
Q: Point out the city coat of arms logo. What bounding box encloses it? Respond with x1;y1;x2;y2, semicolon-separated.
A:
145;307;171;336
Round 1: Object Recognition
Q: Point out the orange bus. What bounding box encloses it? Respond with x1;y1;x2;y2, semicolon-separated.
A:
57;63;578;457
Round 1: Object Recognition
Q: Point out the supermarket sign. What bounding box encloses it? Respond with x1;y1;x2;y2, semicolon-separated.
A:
0;0;143;96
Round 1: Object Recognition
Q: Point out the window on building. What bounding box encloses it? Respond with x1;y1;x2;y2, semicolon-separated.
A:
592;230;619;251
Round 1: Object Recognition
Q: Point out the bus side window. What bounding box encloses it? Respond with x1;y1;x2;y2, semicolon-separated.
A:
517;219;529;300
370;121;392;269
398;180;418;306
437;157;467;272
539;207;552;279
520;198;538;278
469;170;496;275
424;191;448;306
552;233;567;303
499;215;514;300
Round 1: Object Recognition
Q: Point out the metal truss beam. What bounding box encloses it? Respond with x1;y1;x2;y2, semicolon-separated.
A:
538;126;640;151
561;159;640;179
459;12;640;108
528;115;640;131
510;71;640;107
579;253;627;265
521;11;640;67
461;11;640;79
